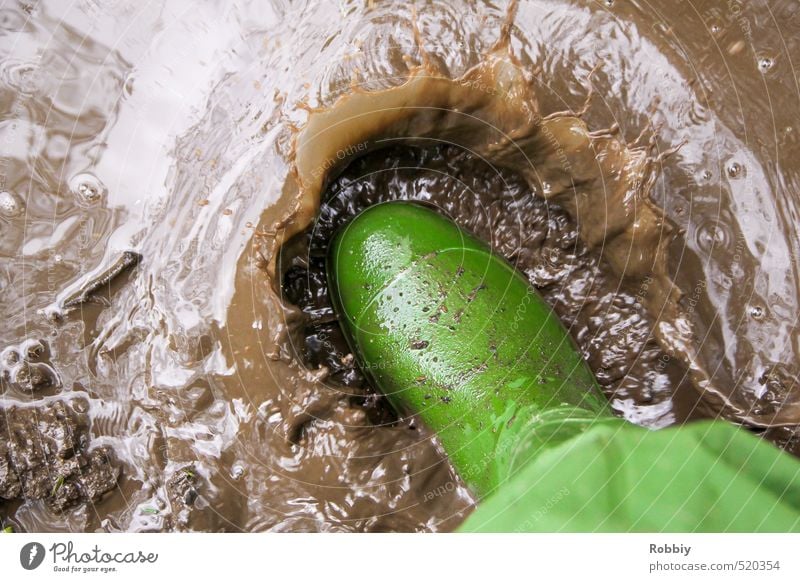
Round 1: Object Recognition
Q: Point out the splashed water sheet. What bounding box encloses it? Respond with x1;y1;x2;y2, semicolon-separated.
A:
1;0;800;532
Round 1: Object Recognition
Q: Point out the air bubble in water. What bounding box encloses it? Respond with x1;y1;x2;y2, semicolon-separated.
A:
758;57;773;73
69;173;107;205
750;305;764;319
230;463;244;480
726;161;743;178
695;220;730;253
12;361;58;391
0;190;24;218
1;347;19;367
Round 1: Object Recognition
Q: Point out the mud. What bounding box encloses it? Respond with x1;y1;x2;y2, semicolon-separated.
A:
0;400;118;512
2;0;800;532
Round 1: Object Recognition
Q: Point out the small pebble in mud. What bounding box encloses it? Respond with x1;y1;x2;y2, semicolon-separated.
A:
728;40;745;55
167;466;200;509
69;173;107;205
410;340;430;350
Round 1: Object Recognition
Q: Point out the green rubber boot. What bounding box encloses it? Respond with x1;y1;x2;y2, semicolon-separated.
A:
328;201;800;531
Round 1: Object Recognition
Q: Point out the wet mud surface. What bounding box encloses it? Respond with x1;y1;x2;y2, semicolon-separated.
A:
0;399;118;512
2;0;800;531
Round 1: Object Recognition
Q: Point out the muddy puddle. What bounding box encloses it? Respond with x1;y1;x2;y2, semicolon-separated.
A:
2;0;800;532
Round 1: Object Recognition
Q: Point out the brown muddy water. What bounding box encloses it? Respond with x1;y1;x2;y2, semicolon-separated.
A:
1;0;800;532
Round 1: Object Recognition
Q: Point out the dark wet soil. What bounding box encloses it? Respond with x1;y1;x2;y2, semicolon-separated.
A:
0;399;118;513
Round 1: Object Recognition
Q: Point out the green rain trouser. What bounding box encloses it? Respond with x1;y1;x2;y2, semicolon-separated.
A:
460;419;800;532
